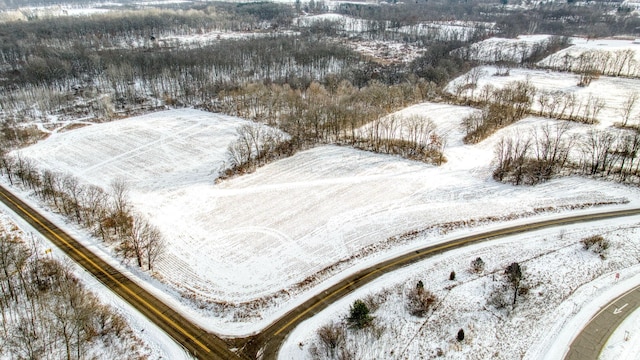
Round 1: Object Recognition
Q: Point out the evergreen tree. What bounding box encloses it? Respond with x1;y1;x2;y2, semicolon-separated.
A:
347;299;373;329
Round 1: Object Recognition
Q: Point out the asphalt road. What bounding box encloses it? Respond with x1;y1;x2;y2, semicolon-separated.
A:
3;181;640;360
0;185;248;360
565;284;640;360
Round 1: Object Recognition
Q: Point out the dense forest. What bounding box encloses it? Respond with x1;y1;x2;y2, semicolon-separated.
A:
0;0;635;172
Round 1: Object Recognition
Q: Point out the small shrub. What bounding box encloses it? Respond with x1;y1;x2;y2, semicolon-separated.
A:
406;285;437;317
363;287;393;312
471;257;485;273
488;283;510;310
315;322;345;358
347;300;373;329
581;235;610;259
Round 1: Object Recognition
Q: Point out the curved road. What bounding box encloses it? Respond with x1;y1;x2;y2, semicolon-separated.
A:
2;183;640;360
0;186;248;360
565;283;640;360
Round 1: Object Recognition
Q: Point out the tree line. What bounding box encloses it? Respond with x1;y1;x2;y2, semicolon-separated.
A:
540;48;640;79
336;0;640;39
0;34;363;121
0;154;165;271
455;75;612;144
0;223;149;359
212;78;446;177
461;80;536;144
493;123;640;185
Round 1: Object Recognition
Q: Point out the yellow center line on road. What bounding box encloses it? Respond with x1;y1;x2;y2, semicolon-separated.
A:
0;189;212;354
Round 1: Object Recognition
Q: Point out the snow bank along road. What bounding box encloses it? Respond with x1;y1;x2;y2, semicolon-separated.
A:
0;185;247;360
3;180;640;360
566;283;640;360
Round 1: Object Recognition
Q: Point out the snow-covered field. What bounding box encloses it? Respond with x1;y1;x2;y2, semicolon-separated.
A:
0;5;112;22
296;13;494;42
348;39;424;64
295;13;368;33
447;66;640;127
13;104;640;336
18;109;254;191
358;102;480;147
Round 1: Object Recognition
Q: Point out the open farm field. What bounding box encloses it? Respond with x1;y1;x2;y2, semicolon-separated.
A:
17;109;254;191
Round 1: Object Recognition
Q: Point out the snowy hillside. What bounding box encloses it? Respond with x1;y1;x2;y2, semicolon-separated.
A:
457;35;554;63
538;38;640;77
447;66;640;127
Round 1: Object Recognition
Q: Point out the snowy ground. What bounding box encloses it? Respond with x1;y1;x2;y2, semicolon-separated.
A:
278;216;640;359
1;3;638;357
396;20;496;42
12;105;640;337
17;109;255;192
347;39;424;64
0;5;112;22
357;102;481;147
295;13;368;33
446;66;640;127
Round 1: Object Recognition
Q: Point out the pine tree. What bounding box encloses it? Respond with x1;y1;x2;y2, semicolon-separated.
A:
347;300;372;329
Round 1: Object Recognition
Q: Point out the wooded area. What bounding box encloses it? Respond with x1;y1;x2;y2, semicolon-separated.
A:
0;222;149;359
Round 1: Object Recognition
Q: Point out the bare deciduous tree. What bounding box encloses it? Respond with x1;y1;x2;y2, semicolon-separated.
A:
118;214;165;270
619;91;639;127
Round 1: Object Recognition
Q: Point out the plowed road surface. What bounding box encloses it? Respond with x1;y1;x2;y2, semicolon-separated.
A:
565;284;640;360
